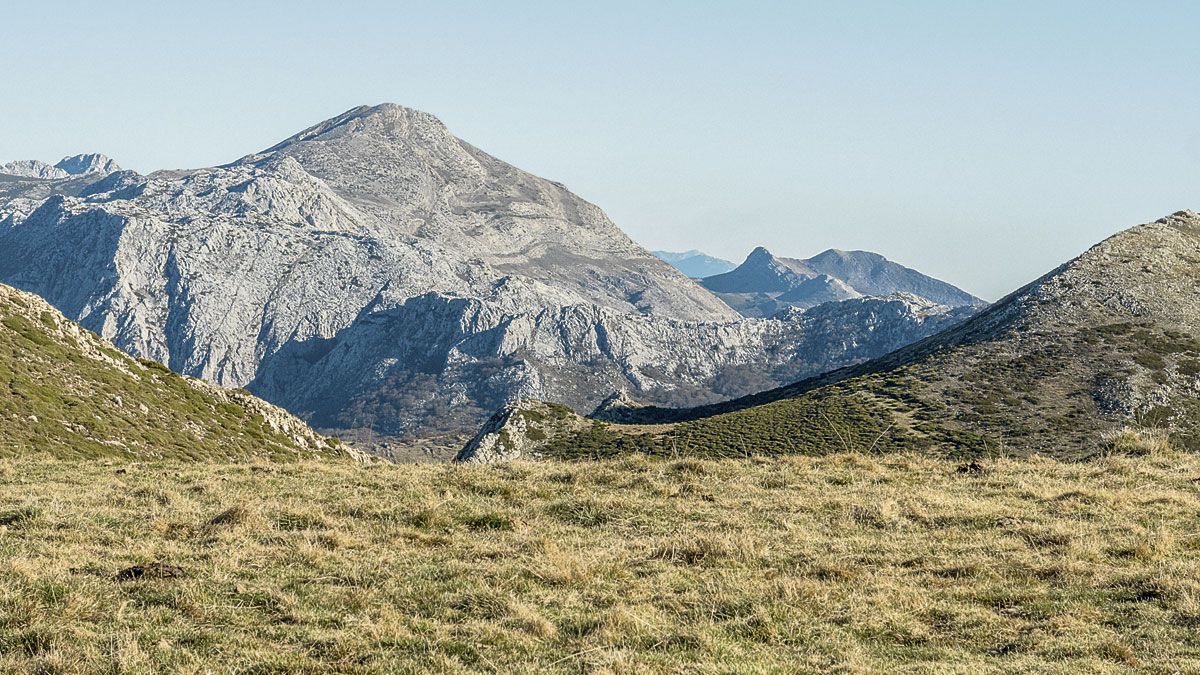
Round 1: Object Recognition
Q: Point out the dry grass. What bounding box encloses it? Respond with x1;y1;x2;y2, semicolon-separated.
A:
1;443;1199;672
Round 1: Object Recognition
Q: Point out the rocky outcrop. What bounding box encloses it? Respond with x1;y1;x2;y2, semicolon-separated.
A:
455;400;585;463
0;160;69;180
591;390;648;422
54;153;121;177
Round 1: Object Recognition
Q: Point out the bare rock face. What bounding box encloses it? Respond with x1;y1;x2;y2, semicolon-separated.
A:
54;153;122;177
237;104;736;321
0;104;979;439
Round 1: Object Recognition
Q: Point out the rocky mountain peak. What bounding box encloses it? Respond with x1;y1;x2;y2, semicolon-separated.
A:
54;153;121;176
238;104;740;322
746;246;774;261
808;248;884;265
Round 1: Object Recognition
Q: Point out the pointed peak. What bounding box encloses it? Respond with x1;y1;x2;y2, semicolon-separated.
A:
745;246;775;263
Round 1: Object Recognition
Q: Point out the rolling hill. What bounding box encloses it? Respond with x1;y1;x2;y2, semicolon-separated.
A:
0;283;353;461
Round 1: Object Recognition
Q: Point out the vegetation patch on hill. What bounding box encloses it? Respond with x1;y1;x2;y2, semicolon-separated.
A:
0;284;349;461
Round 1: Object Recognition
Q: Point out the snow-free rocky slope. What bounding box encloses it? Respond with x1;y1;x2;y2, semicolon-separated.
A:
0;104;976;439
704;246;985;316
459;212;1200;463
0;283;353;460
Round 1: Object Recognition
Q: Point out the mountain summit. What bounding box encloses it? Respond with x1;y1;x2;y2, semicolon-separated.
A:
54;153;121;176
235;103;733;320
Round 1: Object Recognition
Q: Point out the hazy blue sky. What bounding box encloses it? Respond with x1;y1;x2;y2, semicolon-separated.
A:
3;1;1198;300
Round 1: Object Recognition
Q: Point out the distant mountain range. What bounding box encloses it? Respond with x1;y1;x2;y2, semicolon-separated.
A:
0;105;979;442
460;211;1200;463
651;250;737;277
701;246;984;316
0;154;120;181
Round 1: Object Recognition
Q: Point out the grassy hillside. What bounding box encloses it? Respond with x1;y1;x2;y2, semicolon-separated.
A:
0;283;350;461
1;435;1197;672
495;212;1200;462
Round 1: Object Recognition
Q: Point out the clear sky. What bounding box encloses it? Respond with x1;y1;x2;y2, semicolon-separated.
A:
3;1;1198;300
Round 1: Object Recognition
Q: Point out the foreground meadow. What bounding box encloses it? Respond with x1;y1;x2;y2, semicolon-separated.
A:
1;442;1199;673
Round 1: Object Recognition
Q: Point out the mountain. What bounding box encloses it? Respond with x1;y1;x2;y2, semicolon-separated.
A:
702;246;984;316
0;104;976;440
652;250;737;277
0;282;353;460
458;211;1200;463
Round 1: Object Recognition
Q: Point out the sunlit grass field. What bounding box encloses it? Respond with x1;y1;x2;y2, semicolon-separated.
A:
2;436;1199;672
